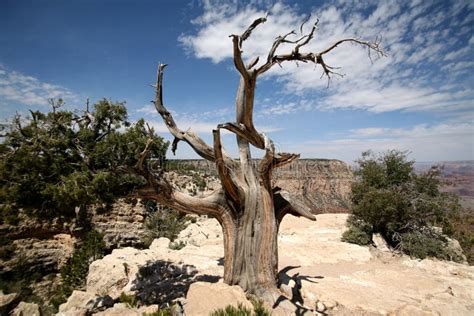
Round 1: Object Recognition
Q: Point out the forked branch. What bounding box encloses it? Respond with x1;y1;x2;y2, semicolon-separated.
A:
251;15;385;81
133;125;228;219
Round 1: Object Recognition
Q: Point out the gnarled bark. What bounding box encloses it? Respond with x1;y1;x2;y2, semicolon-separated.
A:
135;15;384;303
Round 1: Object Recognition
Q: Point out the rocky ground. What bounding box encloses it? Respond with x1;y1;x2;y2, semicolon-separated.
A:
45;213;474;315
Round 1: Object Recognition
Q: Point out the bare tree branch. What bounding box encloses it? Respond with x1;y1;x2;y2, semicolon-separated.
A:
273;187;316;222
293;19;318;54
241;15;267;44
218;122;264;149
267;30;296;64
254;16;385;79
153;63;233;163
135;184;228;218
213;128;240;202
230;35;250;80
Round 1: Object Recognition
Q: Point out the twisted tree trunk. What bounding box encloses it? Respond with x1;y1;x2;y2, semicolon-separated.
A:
135;15;384;301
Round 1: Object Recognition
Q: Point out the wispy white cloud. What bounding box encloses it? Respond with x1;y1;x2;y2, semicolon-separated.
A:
179;1;474;114
0;66;78;108
444;46;472;61
288;121;474;162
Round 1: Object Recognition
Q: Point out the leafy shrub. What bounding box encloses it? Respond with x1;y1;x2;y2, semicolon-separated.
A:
142;201;191;247
341;216;372;245
344;150;465;262
394;230;463;261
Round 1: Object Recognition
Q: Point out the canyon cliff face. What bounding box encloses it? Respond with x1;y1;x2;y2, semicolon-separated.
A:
272;159;354;213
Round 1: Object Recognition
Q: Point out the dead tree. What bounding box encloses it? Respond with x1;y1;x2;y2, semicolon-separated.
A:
135;16;384;302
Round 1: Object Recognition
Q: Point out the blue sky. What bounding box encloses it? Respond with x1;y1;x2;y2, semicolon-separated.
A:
1;0;473;162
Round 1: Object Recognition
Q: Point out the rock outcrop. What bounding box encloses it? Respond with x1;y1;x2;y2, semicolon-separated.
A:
86;219;223;302
90;200;149;250
0;211;77;275
57;290;114;315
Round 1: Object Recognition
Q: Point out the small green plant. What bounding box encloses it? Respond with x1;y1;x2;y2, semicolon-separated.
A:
249;298;271;316
119;292;139;308
210;303;252;316
51;230;106;308
169;240;186;250
210;299;270;316
143;306;176;316
191;173;207;191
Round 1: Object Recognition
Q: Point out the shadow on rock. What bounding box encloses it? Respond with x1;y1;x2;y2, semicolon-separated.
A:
131;260;220;307
274;266;324;315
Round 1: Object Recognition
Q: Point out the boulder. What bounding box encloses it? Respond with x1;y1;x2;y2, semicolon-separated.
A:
11;301;41;316
86;249;134;299
446;237;468;264
58;290;113;315
137;304;160;314
86;247;200;305
149;237;170;250
1;234;75;276
184;282;252;315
